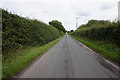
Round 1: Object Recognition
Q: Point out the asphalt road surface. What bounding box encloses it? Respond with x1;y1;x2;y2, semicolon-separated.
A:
19;35;119;78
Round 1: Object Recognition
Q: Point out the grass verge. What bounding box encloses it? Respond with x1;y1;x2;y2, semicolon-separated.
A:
2;36;63;78
0;66;1;80
70;35;120;65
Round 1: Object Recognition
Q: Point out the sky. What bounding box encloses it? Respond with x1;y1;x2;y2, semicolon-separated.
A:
1;0;119;31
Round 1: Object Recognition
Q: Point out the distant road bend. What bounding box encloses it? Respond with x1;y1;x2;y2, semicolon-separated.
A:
19;35;119;78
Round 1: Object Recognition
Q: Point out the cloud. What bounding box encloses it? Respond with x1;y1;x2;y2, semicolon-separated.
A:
1;0;119;31
100;3;113;10
76;11;90;17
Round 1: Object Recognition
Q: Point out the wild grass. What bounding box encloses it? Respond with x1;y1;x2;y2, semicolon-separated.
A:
71;35;120;65
2;36;63;78
0;55;2;79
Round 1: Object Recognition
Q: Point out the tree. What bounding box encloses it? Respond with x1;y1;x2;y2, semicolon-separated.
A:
49;20;66;33
70;30;74;32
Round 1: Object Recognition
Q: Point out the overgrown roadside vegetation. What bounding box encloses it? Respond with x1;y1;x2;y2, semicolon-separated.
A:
2;9;64;54
2;9;66;78
70;35;120;65
70;20;120;65
2;36;63;78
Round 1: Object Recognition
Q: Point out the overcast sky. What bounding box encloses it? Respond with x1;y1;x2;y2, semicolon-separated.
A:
1;0;119;31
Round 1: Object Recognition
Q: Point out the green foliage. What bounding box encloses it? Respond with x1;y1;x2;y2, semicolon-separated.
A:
67;30;74;33
49;20;66;33
71;35;120;65
2;9;63;54
2;36;63;78
72;20;120;46
78;20;110;29
71;20;120;64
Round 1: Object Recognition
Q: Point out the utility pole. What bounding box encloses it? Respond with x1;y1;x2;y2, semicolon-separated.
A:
75;17;80;30
118;1;120;21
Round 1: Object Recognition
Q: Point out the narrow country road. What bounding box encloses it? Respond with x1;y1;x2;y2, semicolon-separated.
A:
18;35;119;78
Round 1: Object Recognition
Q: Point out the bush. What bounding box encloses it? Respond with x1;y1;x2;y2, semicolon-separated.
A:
2;9;63;54
49;20;66;33
71;20;120;46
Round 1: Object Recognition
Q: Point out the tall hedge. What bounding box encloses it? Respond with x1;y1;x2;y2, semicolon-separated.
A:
2;9;63;54
72;20;120;46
